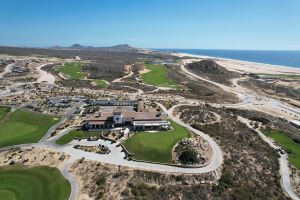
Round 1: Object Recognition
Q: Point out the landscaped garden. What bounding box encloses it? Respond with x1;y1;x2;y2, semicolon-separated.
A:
142;63;182;90
0;109;60;148
0;165;71;200
55;130;100;145
123;120;190;163
56;62;86;80
264;130;300;169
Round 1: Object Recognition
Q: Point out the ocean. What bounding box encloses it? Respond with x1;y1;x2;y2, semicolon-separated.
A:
157;49;300;69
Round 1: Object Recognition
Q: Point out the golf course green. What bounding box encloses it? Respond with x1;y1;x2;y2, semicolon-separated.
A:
124;120;190;163
56;63;86;80
94;79;107;87
265;130;300;169
56;130;99;145
142;63;182;90
0;106;11;121
0;165;71;200
0;108;60;148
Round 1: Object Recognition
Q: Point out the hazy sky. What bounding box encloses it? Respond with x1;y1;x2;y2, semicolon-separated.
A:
1;0;300;50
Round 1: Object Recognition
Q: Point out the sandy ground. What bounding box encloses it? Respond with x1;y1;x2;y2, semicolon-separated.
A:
277;80;300;89
139;68;151;74
37;64;56;84
172;52;300;75
0;146;69;168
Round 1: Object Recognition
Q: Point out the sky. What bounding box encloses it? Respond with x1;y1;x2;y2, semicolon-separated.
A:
0;0;300;50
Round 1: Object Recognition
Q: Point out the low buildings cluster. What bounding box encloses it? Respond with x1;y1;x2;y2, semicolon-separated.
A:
84;98;170;131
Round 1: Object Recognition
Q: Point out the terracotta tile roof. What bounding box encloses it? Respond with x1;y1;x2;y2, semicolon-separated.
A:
85;111;166;123
87;120;114;125
122;111;165;120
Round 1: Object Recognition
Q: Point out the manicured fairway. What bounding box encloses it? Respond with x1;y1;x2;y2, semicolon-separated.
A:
56;130;100;145
56;63;86;80
0;106;11;121
0;109;60;148
94;79;108;87
142;63;182;89
124;120;190;163
0;165;71;200
265;130;300;169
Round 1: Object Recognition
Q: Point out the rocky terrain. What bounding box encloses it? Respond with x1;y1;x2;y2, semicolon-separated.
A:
186;59;240;86
159;64;239;104
240;78;300;101
74;145;110;154
0;147;69;168
175;105;220;125
71;160;220;200
173;136;212;166
0;47;299;200
178;105;289;199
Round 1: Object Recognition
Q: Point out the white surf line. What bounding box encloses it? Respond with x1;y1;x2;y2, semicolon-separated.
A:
173;51;300;74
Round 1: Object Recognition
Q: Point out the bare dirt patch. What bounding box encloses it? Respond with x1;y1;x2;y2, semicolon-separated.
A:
0;147;69;168
71;160;219;200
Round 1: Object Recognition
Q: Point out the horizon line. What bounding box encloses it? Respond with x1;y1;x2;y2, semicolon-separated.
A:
0;44;300;52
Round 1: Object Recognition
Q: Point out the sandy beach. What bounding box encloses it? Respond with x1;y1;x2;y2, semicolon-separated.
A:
172;52;300;75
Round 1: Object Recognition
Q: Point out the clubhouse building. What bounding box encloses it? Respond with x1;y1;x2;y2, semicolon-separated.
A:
84;99;170;131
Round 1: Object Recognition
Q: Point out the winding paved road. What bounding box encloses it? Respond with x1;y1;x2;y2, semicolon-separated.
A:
1;60;299;199
181;60;300;199
41;106;223;174
181;61;300;121
239;117;300;200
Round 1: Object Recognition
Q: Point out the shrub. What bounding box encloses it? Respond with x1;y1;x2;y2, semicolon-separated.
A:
178;147;199;164
96;175;106;187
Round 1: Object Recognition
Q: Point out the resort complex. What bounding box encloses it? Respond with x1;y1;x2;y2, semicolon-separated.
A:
0;44;300;200
84;98;170;130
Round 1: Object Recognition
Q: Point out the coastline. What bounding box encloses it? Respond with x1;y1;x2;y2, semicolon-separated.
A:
171;52;300;75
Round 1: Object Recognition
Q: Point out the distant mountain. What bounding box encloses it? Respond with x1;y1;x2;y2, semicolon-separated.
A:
49;44;138;52
69;44;86;49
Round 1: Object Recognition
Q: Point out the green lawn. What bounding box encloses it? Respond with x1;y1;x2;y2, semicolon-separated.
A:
94;79;108;87
264;130;300;169
0;107;11;121
142;63;182;90
56;63;86;80
0;165;70;200
55;130;100;145
123;120;190;164
0;109;60;148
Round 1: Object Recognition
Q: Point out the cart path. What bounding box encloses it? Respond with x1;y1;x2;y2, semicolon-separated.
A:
239;117;300;200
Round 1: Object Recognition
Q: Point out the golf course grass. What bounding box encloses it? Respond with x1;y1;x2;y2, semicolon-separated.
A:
142;63;182;90
0;106;11;121
56;63;86;80
0;165;71;200
264;130;300;169
124;120;190;164
0;109;60;148
56;130;99;145
94;79;108;87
